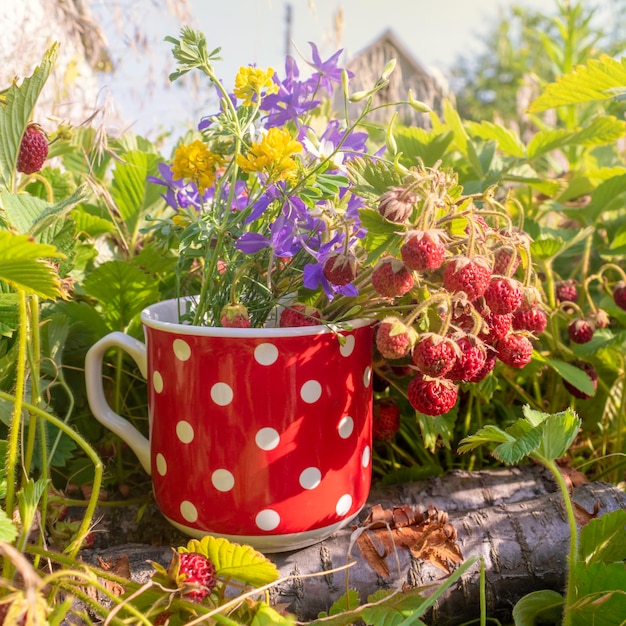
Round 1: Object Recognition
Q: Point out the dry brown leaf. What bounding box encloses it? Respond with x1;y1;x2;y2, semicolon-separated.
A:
97;554;130;596
574;499;601;526
356;503;463;578
556;459;588;490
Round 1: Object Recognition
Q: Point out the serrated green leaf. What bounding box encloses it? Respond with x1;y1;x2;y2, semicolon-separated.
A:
0;231;62;298
530;237;563;260
569;116;626;148
347;157;403;197
81;260;160;330
570;562;626;626
494;421;541;464
465;120;526;158
417;406;457;452
512;590;564;625
0;508;18;543
535;355;598;397
458;424;513;455
18;477;50;534
534;409;581;461
584;173;626;223
0;43;59;190
579;509;626;565
329;590;360;615
394;127;454;167
529;55;626;112
71;205;116;238
0;293;19;336
526;128;573;160
181;535;279;587
0;191;48;233
251;602;295;626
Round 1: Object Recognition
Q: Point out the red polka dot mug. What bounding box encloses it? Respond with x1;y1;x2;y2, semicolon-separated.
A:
85;296;374;552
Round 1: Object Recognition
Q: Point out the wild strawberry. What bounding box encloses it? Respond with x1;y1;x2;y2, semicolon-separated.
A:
446;336;488;382
371;258;414;298
407;374;458;416
17;124;48;174
0;602;26;626
377;187;417;223
492;247;520;276
591;309;610;329
512;307;548;335
468;353;497;383
400;230;446;271
220;303;251;328
154;612;174;626
411;334;458;378
555;279;578;303
496;332;534;368
479;311;513;345
323;252;358;286
279;304;322;327
484;278;524;315
568;318;595;344
174;552;218;602
443;256;492;301
613;281;626;310
372;398;401;441
563;362;598;400
375;317;417;360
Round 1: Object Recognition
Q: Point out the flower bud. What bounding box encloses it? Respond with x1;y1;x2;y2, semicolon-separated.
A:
381;58;397;81
377;187;417;223
408;89;432;113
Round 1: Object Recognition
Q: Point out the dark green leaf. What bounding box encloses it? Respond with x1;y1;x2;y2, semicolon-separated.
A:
579;509;626;565
512;590;563;625
536;355;598;397
570;562;626;626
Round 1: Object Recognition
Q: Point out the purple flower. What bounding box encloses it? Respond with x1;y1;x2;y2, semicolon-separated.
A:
148;162;204;211
306;43;352;94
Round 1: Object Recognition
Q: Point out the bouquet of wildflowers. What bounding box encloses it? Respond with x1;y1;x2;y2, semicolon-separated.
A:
149;27;547;418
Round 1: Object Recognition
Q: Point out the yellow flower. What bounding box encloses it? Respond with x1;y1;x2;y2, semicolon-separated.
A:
171;140;223;193
236;127;303;181
234;66;279;106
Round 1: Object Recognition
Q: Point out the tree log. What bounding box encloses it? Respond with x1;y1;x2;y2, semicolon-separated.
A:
83;466;626;625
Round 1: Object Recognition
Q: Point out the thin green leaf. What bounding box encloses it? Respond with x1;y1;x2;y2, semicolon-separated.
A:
0;43;59;189
182;535;279;587
529;55;626;112
18;477;50;534
0;508;18;543
534;354;598;397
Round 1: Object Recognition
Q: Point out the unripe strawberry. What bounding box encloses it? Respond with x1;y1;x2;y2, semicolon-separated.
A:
411;333;458;378
443;256;492;301
375;317;417;360
407;374;458;416
613;281;626;310
279;304;322;327
568;318;595;344
512;307;548;335
377;187;417;223
400;230;446;271
563;362;598;400
496;332;533;368
17;123;48;174
372;398;401;441
220;303;251;328
483;278;524;315
323;252;358;286
371;257;414;298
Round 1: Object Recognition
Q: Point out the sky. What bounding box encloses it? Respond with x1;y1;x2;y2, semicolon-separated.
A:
96;0;557;144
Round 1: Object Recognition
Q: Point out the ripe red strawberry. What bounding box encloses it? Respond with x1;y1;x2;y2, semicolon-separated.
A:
175;552;218;602
400;230;446;271
154;612;174;626
407;374;458;416
446;336;488;382
377;187;417;223
613;281;626;310
443;256;492;301
468;353;497;383
483;278;524;315
323;252;358;286
411;334;458;378
479;311;513;345
0;603;26;626
563;362;598;400
220;303;251;328
375;317;417;360
568;318;595;344
372;398;401;441
17;124;48;174
279;304;322;327
493;247;520;276
496;332;534;368
512;307;547;335
371;258;414;298
555;279;578;303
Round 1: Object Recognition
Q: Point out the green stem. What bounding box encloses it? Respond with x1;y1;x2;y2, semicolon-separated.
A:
0;390;103;560
23;296;40;478
3;289;28;578
543;458;578;626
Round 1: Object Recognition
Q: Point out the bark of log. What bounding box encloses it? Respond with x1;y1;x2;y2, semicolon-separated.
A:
264;471;626;625
82;466;626;625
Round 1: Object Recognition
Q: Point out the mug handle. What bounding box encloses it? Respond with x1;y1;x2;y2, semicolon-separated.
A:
84;332;151;474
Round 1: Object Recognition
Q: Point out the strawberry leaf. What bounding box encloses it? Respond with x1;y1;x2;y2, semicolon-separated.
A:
181;535;279;587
